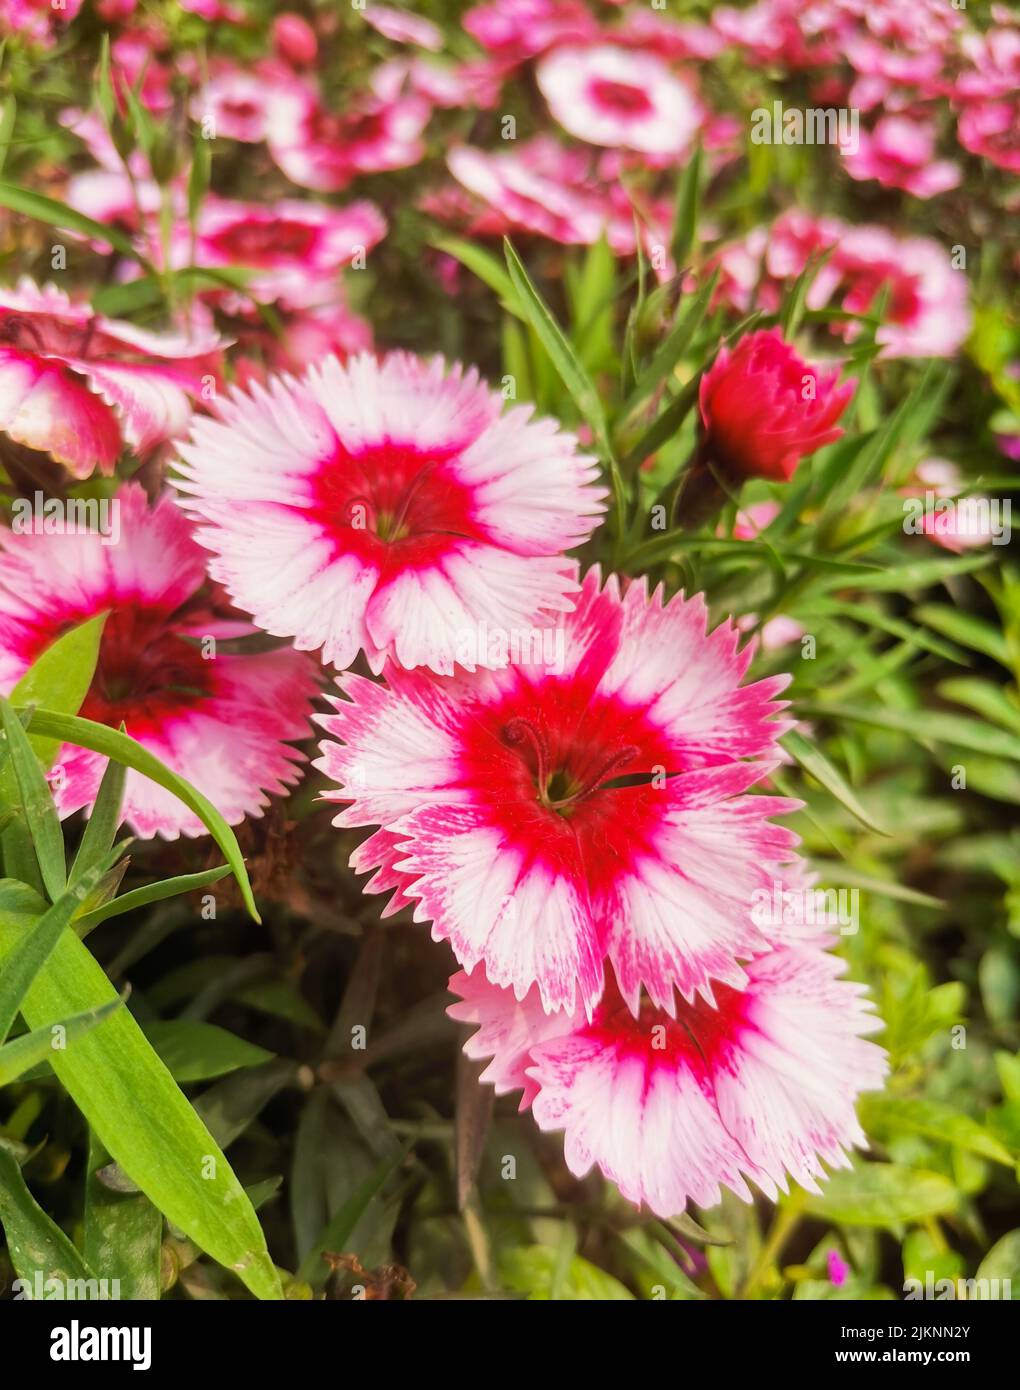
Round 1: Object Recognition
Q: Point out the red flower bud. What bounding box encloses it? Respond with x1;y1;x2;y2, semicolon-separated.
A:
698;328;855;482
271;13;318;68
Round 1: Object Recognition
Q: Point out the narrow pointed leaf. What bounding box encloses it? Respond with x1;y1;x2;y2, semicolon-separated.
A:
0;697;66;902
84;1132;163;1300
0;848;119;1045
0;917;282;1300
781;728;890;836
0;1146;99;1291
0;995;122;1086
10;708;259;921
71;750;127;881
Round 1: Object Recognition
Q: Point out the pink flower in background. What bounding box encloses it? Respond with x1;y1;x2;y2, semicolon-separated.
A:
957;101;1020;174
732;501;781;541
271;12;318;68
956;27;1020;100
463;0;597;63
316;569;798;1015
449;945;886;1216
173;352;605;674
537;45;702;159
267;79;431;191
827;1249;851;1287
0;486;317;838
96;0;137;19
184;196;387;309
835;229;971;358
0;0;83;46
230;300;374;388
615;11;724;61
712;0;830;69
841;117;961;198
178;0;247;23
364;4;443;51
699;331;855;483
442;139;673;270
403;56;505;110
711;214;971;360
193;68;283;143
0;280;222;479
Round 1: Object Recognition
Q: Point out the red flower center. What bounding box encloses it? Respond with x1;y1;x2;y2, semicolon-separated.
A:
501;716;640;813
589;78;654;119
207;219;319;265
591;971;749;1072
81;603;215;732
307;439;484;566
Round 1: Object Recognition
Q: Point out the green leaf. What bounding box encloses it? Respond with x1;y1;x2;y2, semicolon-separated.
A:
0;95;16;178
0;182;143;263
622;268;719;418
0;852;119;1046
10;708;259;921
433;236;520;313
937;678;1020;736
188;135;211;231
0;1145;99;1293
232;979;324;1032
975;1231;1020;1297
671;142;702;269
801;702;1020;762
818;362;939;528
914;604;1011;668
8;613;106;769
0;995;122;1086
845;552;993;591
298;1143;410;1284
75;864;231;934
782;728;889;836
84;1132;162;1301
498;1245;634;1301
802;1164;958;1228
142;1020;274;1083
860;1098;1014;1166
0;697;66;902
91;276;164;318
70;750;127;882
503;240;621;503
0;915;282;1300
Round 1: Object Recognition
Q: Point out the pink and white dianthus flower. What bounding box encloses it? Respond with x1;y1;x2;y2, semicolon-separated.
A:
186;196;387;309
363;4;443;51
266;78;431;192
173;352;605;675
536;44;702;159
449;944;886;1215
0;485;317;838
711;213;971;360
443;139;672;269
0;0;83;46
957;100;1020;175
463;0;597;64
192;68;282;143
0;280;221;479
315;569;799;1016
841;116;961;198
